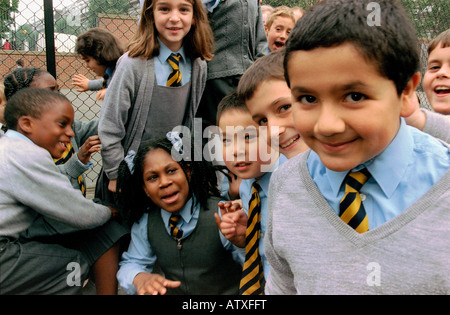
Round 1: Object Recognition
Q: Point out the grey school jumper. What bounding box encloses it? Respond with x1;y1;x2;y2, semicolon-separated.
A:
98;52;207;180
265;151;449;295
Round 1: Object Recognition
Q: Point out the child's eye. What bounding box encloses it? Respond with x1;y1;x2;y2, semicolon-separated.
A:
345;92;366;102
147;175;158;181
258;117;268;126
245;133;257;141
167;168;177;174
428;65;441;71
298;95;317;104
279;104;291;113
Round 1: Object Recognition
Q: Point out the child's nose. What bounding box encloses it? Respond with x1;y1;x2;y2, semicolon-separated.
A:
66;125;75;138
169;11;181;22
314;104;346;136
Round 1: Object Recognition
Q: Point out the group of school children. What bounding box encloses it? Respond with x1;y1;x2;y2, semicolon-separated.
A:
0;0;449;295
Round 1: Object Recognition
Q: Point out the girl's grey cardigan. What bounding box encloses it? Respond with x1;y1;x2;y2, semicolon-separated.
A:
98;52;207;180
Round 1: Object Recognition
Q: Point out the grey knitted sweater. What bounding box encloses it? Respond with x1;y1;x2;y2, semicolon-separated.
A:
0;137;111;238
265;151;449;295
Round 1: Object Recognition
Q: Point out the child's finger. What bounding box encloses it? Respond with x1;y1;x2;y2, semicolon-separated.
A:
165;280;181;288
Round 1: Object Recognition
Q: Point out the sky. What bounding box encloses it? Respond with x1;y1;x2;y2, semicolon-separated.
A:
15;0;77;26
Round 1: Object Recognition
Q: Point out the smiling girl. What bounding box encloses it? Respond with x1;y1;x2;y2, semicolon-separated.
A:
96;0;214;207
116;133;242;295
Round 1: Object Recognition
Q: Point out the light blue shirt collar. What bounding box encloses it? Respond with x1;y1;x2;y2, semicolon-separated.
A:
160;196;198;227
5;129;34;143
327;119;413;198
157;37;187;64
202;0;221;12
245;154;288;196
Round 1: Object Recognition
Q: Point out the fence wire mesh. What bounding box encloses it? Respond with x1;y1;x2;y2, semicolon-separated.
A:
1;0;449;192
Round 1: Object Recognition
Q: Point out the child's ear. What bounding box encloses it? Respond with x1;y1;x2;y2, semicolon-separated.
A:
400;72;421;118
17;116;34;134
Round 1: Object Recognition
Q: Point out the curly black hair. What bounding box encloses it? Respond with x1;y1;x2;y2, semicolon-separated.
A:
116;136;222;227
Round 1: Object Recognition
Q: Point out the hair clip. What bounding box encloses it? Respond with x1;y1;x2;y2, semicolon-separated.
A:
124;150;136;175
167;131;184;155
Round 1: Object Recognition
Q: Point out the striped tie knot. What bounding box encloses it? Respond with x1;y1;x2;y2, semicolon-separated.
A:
169;213;183;239
339;168;371;233
239;181;264;295
1;124;7;133
167;53;182;87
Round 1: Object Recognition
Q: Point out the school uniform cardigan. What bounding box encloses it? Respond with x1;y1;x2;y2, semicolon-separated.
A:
98;52;207;180
206;0;268;80
0;136;111;238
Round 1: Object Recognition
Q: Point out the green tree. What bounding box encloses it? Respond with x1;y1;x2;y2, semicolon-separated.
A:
0;0;19;41
15;24;39;50
400;0;449;40
88;0;131;28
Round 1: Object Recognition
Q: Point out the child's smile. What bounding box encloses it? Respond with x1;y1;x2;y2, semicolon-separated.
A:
288;43;415;172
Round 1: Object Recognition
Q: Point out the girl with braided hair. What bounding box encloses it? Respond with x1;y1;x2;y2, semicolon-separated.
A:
116;132;243;295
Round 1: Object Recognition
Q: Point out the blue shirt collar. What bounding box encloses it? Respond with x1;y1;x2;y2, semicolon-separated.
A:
160;196;199;226
157;37;187;64
246;154;288;196
327;119;413;198
5;129;34;143
202;0;221;12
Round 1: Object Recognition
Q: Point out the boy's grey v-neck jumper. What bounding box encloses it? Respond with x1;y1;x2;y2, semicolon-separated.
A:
265;151;449;295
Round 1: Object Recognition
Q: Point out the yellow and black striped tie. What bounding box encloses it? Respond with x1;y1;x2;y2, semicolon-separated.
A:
54;143;86;197
339;168;371;233
169;214;183;239
167;53;182;87
239;181;264;295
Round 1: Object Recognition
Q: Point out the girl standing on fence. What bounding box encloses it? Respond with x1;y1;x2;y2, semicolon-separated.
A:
95;0;214;205
72;28;124;101
116;133;242;295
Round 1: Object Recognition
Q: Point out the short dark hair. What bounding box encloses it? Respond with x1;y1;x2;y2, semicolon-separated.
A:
237;49;285;102
284;0;419;96
428;29;450;55
76;28;124;67
216;90;248;125
4;87;69;130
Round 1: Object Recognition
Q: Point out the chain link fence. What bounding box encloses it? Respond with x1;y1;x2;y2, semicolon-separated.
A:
1;0;449;193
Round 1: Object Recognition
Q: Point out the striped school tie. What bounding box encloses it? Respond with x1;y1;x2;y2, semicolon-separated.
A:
167;53;182;87
169;214;183;239
54;143;86;197
1;124;7;133
339;168;371;233
239;181;264;295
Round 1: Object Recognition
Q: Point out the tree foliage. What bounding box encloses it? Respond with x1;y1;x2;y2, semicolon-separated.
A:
88;0;131;28
0;0;19;40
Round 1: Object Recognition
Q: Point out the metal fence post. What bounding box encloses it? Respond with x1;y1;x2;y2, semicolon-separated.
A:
43;0;56;78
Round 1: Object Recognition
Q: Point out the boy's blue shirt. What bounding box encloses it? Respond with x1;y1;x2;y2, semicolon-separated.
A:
155;38;192;86
308;118;450;230
240;154;288;277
